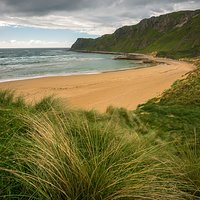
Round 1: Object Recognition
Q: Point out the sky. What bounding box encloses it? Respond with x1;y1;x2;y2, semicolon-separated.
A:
0;0;200;48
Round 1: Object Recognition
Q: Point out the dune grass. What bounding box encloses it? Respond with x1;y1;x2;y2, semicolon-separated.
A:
6;110;180;199
169;133;200;197
0;90;199;199
134;60;200;198
136;61;200;140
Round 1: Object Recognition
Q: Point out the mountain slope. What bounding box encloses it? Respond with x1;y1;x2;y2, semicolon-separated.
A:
71;9;200;58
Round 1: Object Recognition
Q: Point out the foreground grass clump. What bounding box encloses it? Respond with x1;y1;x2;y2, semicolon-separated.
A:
0;90;191;199
1;75;200;199
170;135;200;197
11;111;181;199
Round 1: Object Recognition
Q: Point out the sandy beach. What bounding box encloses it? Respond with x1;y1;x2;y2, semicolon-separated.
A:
0;56;195;112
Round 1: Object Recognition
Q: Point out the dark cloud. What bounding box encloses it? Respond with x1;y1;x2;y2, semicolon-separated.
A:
1;0;198;15
0;0;200;35
0;0;114;15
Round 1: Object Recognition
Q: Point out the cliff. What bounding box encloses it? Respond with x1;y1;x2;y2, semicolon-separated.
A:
70;9;200;58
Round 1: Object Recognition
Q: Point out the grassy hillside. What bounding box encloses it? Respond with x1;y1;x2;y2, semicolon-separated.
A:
135;59;200;140
0;60;200;199
71;10;200;58
0;91;181;199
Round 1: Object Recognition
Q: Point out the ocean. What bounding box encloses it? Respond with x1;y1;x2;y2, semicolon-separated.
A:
0;48;144;82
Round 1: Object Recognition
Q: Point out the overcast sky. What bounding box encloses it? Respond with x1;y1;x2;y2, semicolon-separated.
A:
0;0;200;48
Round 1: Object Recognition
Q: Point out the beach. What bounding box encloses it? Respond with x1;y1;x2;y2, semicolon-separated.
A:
0;56;195;112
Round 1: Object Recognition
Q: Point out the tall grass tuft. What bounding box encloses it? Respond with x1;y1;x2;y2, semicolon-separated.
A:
5;109;183;199
33;96;64;112
168;131;200;198
1;90;200;199
0;90;26;108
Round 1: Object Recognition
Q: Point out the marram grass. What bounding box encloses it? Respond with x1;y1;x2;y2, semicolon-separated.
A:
5;111;180;199
0;90;200;199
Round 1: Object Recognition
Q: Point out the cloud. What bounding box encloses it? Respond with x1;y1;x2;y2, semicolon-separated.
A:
0;0;200;35
0;40;68;48
0;0;111;15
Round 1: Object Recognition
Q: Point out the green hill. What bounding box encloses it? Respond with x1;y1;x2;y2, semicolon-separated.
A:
71;9;200;58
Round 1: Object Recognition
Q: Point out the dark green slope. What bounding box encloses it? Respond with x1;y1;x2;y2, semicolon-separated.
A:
71;9;200;58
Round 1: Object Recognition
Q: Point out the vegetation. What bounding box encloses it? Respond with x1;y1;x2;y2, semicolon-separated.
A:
136;59;200;140
0;61;200;199
71;9;200;59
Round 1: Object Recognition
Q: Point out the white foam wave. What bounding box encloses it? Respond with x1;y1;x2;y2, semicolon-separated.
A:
0;71;101;83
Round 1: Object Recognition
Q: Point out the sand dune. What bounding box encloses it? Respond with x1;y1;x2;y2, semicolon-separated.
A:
0;56;194;112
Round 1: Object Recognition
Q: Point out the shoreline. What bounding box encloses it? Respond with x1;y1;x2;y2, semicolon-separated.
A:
0;63;152;84
0;51;152;84
0;51;157;84
0;55;195;112
0;72;102;84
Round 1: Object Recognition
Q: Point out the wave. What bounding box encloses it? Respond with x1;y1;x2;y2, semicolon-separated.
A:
0;49;140;83
0;71;101;83
0;55;104;66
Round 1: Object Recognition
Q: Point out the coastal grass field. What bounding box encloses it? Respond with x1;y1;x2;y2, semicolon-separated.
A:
0;59;200;199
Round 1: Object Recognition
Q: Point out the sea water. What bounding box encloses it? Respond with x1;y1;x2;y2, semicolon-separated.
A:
0;48;144;82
